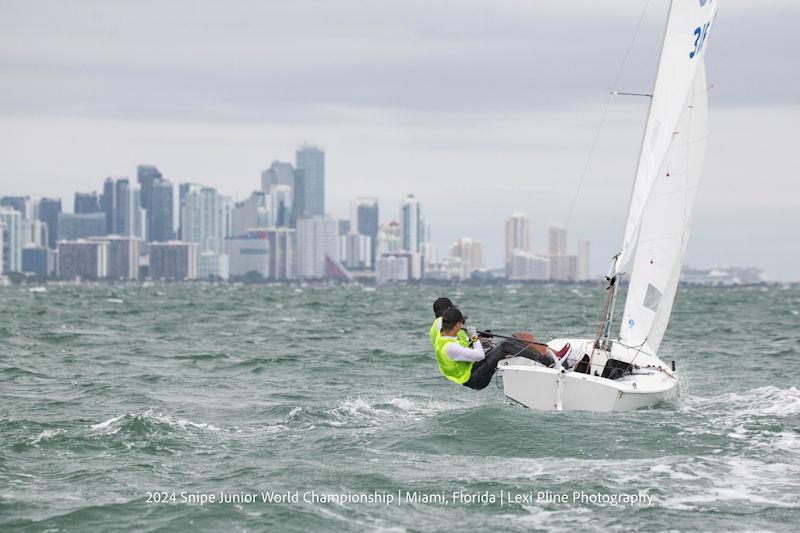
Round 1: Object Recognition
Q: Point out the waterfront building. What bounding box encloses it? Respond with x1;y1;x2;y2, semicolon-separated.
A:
22;246;50;276
0;207;23;273
57;240;108;279
507;251;550;281
339;232;372;270
181;185;226;278
231;191;269;238
295;216;338;279
376;252;421;283
225;231;271;279
22;219;48;248
92;235;139;280
577;240;590;281
448;238;484;274
400;195;421;253
548;224;567;257
505;213;532;265
149;241;198;280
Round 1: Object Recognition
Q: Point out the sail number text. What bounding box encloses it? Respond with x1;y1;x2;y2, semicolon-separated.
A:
689;21;711;59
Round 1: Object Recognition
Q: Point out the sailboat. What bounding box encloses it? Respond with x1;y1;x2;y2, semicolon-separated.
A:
499;0;718;412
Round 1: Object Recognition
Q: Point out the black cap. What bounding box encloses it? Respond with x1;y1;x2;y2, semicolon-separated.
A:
441;307;467;329
433;297;453;317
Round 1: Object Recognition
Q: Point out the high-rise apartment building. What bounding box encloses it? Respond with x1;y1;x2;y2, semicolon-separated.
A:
101;178;116;234
57;240;108;279
505;213;532;265
261;161;295;191
376;221;402;257
448;238;484;273
22;246;50;276
38;198;62;249
148;179;174;242
119;181;145;239
507;251;550;281
137;165;162;210
548;224;567;257
74;192;101;214
181;185;223;254
294;144;325;217
180;185;227;278
268;185;293;228
231;191;269;238
352;197;379;267
400;195;421;253
339;233;372;271
149;241;198;280
577;240;590;281
295;216;338;279
92;235;140;280
0;207;23;273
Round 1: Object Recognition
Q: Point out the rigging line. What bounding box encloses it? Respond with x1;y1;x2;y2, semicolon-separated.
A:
562;0;654;231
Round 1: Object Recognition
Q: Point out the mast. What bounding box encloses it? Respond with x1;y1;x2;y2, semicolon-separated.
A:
599;0;673;349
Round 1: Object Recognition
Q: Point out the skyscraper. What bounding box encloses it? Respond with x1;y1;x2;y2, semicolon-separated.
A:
295;216;338;279
181;185;224;253
294;144;325;217
577;240;591;281
74;192;101;214
148;179;174;242
57;213;107;241
114;179;144;238
400;195;421;253
231;191;269;238
0;207;23;273
38;198;62;249
269;185;293;228
352;197;379;267
505;213;532;264
449;238;484;272
548;224;567;256
101;178;115;234
261;161;295;191
137;165;162;210
181;185;227;278
376;221;401;256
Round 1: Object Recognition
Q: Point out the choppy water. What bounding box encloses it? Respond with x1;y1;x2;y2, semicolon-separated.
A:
1;284;799;531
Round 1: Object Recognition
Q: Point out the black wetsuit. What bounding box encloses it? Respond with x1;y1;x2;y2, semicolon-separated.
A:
463;339;553;390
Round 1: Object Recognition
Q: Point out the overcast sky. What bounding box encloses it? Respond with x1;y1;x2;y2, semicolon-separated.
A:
1;1;798;279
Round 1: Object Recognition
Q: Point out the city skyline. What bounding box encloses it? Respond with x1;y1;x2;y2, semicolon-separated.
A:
1;2;797;279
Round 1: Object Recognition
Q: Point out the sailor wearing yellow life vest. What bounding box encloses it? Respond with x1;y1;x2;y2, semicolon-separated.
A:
431;302;555;390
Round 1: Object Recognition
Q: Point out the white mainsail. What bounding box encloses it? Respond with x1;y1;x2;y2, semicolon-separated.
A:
617;0;718;355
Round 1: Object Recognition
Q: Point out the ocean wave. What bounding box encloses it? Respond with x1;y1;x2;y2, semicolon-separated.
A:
29;429;65;445
89;410;221;436
687;385;800;417
325;395;472;427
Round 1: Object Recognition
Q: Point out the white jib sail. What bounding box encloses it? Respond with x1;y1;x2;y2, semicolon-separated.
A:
617;0;718;356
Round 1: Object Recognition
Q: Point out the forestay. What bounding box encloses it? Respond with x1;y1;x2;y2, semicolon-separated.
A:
617;0;718;355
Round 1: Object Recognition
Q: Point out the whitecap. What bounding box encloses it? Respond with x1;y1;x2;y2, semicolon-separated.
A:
91;414;125;430
29;429;63;445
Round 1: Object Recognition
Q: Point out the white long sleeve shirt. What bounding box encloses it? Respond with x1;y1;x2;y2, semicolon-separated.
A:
442;336;485;362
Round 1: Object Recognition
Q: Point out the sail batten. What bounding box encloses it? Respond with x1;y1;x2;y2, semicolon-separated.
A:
616;0;717;355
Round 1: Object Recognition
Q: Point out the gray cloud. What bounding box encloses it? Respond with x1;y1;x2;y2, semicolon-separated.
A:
0;1;798;279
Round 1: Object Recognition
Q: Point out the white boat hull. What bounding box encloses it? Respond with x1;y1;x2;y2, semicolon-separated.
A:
497;339;679;412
